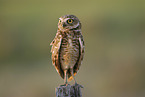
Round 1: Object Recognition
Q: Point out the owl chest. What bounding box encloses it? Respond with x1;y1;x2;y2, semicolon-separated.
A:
60;36;79;69
61;37;79;54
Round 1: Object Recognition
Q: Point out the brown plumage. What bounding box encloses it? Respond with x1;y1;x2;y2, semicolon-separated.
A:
50;15;84;84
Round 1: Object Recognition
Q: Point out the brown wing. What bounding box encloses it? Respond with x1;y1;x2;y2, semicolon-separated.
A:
50;33;64;79
68;35;85;80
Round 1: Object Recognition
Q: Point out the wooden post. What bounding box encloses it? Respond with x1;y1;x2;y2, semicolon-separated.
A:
55;84;83;97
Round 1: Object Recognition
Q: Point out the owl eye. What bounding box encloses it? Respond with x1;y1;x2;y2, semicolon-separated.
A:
59;20;61;23
67;19;74;24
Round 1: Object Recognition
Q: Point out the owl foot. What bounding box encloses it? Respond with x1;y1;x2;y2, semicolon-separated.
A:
60;83;70;86
74;83;83;88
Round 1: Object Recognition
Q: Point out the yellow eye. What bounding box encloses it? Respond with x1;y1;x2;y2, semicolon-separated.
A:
67;19;74;24
59;20;61;23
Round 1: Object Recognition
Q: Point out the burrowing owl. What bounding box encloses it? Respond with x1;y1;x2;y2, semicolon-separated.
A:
50;15;85;85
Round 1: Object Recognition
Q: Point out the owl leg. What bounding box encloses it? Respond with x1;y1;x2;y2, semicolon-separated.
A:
70;69;77;84
70;69;83;88
64;70;68;85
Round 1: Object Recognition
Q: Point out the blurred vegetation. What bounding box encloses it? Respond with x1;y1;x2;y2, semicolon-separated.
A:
0;0;145;97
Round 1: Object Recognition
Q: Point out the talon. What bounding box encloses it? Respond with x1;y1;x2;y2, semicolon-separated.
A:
74;83;83;88
60;83;68;86
75;82;78;86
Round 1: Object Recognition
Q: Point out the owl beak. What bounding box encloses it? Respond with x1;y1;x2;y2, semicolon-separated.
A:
62;23;66;27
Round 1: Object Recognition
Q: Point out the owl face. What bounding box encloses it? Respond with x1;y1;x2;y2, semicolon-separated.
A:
58;15;81;31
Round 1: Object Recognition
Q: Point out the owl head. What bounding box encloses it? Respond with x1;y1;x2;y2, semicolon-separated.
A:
58;15;81;31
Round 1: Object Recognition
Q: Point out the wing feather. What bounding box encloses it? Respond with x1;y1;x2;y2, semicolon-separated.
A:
50;33;64;79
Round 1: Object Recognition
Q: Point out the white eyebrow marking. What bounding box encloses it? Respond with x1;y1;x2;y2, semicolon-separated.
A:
59;18;63;21
64;18;69;22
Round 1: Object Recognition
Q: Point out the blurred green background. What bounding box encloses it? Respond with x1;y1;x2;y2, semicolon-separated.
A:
0;0;145;97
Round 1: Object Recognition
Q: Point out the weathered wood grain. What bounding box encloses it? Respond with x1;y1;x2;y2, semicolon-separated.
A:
56;84;83;97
